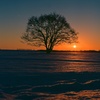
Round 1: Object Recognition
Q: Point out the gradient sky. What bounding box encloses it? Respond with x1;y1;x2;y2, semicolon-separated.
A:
0;0;100;50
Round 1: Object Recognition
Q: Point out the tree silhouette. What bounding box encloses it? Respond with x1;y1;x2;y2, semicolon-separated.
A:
21;13;78;53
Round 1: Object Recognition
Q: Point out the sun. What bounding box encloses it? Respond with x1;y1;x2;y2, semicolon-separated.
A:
73;45;77;48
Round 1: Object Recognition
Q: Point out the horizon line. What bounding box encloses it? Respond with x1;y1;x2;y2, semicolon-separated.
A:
0;49;100;52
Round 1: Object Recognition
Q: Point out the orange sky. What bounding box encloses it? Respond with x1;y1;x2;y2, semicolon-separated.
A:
0;0;100;51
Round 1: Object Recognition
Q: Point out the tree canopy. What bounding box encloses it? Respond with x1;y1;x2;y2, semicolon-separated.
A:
21;13;78;53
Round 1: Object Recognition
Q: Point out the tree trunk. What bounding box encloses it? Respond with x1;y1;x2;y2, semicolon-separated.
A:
46;48;52;53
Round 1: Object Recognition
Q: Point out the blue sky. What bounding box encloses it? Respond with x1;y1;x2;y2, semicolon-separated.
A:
0;0;100;50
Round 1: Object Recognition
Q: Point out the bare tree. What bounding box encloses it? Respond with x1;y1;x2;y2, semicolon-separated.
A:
21;13;78;53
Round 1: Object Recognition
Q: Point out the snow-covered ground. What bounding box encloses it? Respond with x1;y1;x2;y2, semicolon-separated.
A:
0;50;100;99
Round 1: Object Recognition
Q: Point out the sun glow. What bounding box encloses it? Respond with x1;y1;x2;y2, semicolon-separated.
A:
73;45;77;48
